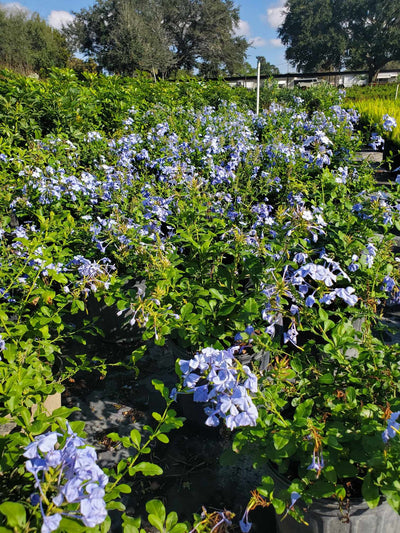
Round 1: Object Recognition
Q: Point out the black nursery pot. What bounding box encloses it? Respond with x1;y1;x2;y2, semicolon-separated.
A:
265;463;400;533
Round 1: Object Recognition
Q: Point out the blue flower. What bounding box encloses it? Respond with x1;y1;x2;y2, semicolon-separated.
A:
0;334;5;353
24;432;60;458
362;243;377;268
42;513;62;533
382;411;400;443
382;276;396;293
290;491;301;509
369;133;384;151
284;322;298;346
334;287;358;306
180;346;258;430
305;294;316;308
307;450;324;475
239;508;252;533
383;114;397;132
24;425;108;531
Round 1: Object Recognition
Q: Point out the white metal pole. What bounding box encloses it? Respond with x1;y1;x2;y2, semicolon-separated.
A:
256;58;261;115
396;84;399;100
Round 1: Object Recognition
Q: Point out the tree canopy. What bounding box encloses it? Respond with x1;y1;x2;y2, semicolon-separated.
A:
64;0;249;78
0;7;70;74
278;0;400;82
235;58;280;77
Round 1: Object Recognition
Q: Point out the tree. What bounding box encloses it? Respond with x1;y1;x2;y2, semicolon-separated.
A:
258;56;280;76
232;58;280;77
27;15;70;72
278;0;400;82
64;0;249;78
345;0;400;83
179;0;248;78
64;0;173;77
278;0;347;73
0;6;70;74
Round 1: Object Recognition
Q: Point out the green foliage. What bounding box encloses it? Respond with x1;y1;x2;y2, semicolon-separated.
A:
64;0;248;78
0;68;254;145
279;0;347;72
0;7;70;74
0;73;400;531
279;0;400;82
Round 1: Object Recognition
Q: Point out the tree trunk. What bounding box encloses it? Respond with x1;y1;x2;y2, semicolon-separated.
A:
368;65;380;84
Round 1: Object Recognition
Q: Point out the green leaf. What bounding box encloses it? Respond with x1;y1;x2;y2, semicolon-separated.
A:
243;298;258;315
170;524;187;533
273;432;290;450
218;301;237;316
130;429;141;448
129;462;163;476
209;288;225;302
180;302;194;320
100;516;112;532
323;466;337;484
260;475;275;493
335;486;346;500
272;498;286;515
362;474;380;508
318;307;329;322
131;345;146;365
104;295;116;306
107;501;126;511
117;484;132;494
319;373;334;384
152;379;169;400
294;399;313;421
15;406;31;428
166;511;178;530
146;500;166;523
76;299;85;311
335;462;358;478
156;433;169;444
0;502;26;528
309;480;335;498
148;515;165;532
326;434;343;450
346;386;356;404
122;513;141;533
58;517;86;532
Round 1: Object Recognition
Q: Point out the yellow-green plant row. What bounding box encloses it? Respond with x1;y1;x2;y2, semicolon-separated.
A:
345;85;400;146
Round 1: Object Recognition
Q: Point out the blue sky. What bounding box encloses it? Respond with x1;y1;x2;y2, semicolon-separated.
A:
0;0;291;72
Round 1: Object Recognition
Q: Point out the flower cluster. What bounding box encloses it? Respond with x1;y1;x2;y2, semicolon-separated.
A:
179;347;258;430
24;423;108;532
370;132;385;150
67;255;115;295
382;114;397;132
382;411;400;444
260;256;358;346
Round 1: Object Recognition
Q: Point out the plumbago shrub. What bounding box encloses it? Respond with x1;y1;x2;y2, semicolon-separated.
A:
1;72;400;531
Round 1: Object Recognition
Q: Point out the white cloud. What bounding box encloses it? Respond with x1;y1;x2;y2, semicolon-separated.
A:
1;2;30;14
269;38;284;48
47;10;74;30
233;19;251;38
233;19;267;49
251;36;268;48
263;0;287;29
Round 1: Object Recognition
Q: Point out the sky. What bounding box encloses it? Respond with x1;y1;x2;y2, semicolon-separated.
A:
0;0;292;73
